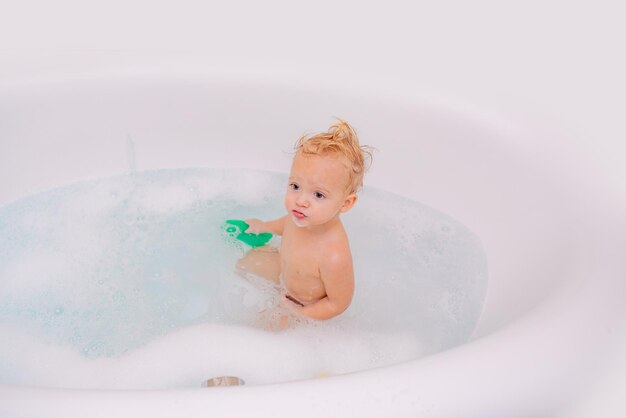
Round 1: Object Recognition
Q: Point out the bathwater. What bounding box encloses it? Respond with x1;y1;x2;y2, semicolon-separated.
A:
0;168;487;389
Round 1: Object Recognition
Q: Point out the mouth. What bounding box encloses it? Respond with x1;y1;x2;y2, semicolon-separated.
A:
292;210;306;220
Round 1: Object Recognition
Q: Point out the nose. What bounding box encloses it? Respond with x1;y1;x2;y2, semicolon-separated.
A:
296;196;309;208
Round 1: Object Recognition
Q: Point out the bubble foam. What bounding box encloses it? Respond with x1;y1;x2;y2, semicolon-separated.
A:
0;168;487;389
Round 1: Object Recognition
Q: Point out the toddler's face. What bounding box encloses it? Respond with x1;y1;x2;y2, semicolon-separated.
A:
285;152;356;229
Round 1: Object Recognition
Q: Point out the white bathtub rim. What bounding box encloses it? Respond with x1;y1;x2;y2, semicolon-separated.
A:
1;63;620;211
0;61;560;152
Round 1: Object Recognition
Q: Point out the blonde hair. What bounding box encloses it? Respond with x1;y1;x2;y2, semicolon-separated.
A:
294;118;373;194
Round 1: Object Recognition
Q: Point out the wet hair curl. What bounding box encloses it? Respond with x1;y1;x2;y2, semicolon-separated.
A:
294;118;373;194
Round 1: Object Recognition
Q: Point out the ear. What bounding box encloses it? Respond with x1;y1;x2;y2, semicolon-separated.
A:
340;193;358;213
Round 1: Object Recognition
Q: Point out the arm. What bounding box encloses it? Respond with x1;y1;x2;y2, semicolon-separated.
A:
245;216;287;236
292;252;355;321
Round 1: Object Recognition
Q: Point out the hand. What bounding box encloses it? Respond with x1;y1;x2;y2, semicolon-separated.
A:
244;218;266;234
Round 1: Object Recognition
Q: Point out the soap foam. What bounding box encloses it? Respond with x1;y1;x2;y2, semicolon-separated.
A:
0;168;487;389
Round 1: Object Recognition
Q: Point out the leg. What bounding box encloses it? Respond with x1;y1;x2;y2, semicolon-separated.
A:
236;246;281;284
254;300;306;332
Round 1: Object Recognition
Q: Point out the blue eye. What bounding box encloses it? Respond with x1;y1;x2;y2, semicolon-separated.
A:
314;192;325;199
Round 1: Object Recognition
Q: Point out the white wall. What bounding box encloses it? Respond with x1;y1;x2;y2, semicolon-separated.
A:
1;1;624;207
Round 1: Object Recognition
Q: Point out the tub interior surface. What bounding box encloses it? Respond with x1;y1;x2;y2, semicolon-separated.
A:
0;76;584;340
0;69;622;418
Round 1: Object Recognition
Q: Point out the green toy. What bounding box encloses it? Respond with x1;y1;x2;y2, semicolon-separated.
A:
224;219;273;248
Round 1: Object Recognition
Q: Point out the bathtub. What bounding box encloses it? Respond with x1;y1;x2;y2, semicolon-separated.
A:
0;69;625;418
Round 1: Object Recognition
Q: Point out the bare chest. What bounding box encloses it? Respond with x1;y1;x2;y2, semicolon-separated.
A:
279;230;327;302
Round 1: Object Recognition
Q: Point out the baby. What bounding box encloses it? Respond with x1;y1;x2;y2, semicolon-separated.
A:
237;119;372;322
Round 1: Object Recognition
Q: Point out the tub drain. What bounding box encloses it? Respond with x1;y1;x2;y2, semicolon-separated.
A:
203;376;245;387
